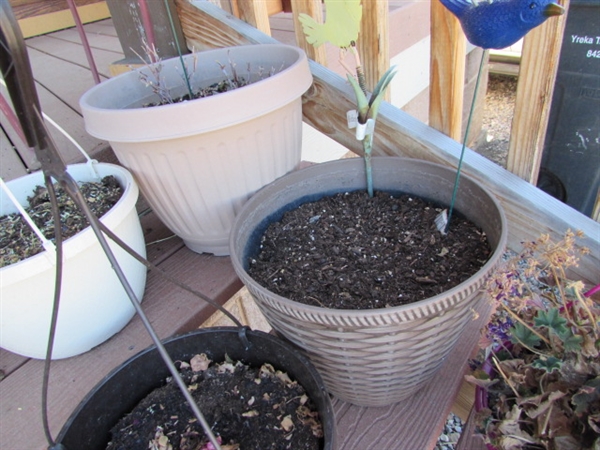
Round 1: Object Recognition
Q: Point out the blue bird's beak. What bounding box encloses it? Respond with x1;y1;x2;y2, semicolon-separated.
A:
544;2;565;16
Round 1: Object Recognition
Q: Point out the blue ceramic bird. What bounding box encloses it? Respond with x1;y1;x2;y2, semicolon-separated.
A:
438;0;565;49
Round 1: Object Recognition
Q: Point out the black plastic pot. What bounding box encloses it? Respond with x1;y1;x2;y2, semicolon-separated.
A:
57;327;336;449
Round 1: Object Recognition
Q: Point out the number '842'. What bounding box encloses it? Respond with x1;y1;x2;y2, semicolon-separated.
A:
587;50;600;58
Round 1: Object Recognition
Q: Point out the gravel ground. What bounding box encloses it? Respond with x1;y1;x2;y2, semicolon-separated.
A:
473;74;518;168
435;73;517;450
435;413;465;450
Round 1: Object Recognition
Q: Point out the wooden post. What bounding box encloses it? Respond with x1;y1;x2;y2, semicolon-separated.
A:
106;0;188;69
506;1;569;184
429;0;466;141
357;0;390;99
232;0;272;36
290;0;327;65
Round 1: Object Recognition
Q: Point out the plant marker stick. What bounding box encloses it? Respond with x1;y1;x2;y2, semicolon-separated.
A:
438;50;487;234
164;0;194;99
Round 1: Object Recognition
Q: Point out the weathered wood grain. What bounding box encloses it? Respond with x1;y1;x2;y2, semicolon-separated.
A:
429;0;466;141
506;0;570;184
358;0;389;98
290;0;327;65
235;0;271;36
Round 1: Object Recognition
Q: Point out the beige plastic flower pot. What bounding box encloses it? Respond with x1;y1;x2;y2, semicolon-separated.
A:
0;163;147;360
230;157;507;406
80;44;313;256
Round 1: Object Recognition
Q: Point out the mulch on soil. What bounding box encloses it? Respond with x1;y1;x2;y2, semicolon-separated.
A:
107;355;323;450
0;176;122;268
249;190;492;310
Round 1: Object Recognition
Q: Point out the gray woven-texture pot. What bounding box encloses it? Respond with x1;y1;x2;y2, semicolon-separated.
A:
230;157;507;406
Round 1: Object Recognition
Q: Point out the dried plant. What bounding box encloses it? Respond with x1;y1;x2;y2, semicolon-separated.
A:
467;230;600;450
133;41;277;107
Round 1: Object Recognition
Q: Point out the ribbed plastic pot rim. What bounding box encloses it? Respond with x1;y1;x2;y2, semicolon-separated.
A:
79;44;313;142
230;157;508;321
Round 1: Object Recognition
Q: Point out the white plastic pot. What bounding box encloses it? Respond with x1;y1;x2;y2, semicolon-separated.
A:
0;163;147;360
80;44;313;255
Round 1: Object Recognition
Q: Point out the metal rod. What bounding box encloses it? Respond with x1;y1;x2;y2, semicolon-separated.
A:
66;0;101;84
138;0;157;61
444;49;488;233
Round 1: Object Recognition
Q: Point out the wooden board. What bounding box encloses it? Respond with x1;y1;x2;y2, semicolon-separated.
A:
13;0;110;38
506;1;569;184
35;83;108;163
26;32;122;78
10;0;104;19
0;126;28;181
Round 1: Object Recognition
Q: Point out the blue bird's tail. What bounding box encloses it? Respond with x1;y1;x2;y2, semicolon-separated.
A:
437;0;474;18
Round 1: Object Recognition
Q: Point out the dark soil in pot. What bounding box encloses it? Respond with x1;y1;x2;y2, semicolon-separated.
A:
248;190;491;309
0;176;122;267
107;354;323;450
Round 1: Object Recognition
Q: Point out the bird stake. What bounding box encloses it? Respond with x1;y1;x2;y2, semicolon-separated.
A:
435;0;564;234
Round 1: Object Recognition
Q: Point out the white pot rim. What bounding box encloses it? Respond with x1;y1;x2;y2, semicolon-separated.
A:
0;163;139;284
80;44;313;142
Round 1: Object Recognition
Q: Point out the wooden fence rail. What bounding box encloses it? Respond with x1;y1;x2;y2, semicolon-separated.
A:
221;0;569;186
176;0;599;282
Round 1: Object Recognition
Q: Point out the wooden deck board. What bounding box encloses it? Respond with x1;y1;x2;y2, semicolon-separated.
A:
10;0;105;20
0;127;28;181
35;82;110;161
26;33;121;78
49;19;119;41
27;46;105;111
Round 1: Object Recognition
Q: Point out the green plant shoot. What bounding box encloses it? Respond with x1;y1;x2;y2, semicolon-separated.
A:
298;0;397;197
347;67;397;197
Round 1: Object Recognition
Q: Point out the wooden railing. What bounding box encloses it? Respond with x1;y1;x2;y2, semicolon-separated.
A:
176;0;598;282
215;0;570;186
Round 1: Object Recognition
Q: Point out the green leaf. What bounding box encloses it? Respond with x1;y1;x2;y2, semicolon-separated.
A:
509;322;541;348
557;328;583;352
531;356;563;373
298;0;362;48
347;74;369;122
367;66;397;122
534;308;568;335
347;66;397;125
